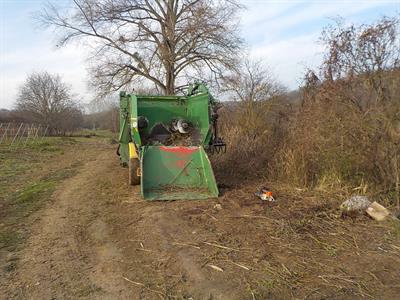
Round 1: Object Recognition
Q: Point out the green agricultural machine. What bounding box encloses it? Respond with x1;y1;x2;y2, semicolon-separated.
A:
118;83;225;200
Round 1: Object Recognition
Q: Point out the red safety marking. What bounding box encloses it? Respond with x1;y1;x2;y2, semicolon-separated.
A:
159;146;198;154
176;159;186;168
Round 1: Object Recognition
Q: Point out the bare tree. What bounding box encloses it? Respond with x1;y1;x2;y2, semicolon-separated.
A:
222;59;285;134
320;15;400;102
40;0;243;95
223;59;284;102
16;72;82;134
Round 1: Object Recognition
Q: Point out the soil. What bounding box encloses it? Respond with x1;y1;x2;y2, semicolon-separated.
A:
1;138;399;299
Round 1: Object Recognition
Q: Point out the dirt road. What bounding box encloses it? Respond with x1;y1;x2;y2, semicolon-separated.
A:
1;141;243;299
1;138;400;299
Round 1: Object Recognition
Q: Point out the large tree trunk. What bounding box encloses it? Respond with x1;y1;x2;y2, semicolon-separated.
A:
165;64;175;95
164;0;176;95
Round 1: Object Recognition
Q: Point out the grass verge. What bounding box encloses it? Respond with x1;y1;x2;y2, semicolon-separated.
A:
0;137;82;261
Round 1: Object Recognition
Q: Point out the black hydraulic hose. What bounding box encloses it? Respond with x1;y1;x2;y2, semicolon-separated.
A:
116;144;120;156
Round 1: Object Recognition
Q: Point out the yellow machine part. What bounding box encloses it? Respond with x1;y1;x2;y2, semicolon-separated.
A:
129;142;138;159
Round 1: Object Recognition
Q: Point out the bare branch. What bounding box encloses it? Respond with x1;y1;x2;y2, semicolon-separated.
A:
40;0;243;95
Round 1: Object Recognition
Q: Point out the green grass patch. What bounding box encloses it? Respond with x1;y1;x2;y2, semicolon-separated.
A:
0;137;92;260
0;137;87;258
8;167;78;219
0;137;80;196
0;231;21;251
0;166;79;253
16;181;56;204
0;136;79;153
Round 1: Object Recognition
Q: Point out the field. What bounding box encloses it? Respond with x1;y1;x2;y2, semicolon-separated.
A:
1;134;399;299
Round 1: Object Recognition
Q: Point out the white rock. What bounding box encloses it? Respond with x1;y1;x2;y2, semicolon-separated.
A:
340;195;371;214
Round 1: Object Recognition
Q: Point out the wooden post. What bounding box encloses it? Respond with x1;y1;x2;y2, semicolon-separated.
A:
0;123;11;144
10;123;23;146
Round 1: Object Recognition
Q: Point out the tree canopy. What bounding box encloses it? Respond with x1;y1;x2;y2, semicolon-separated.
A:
41;0;243;95
16;71;82;134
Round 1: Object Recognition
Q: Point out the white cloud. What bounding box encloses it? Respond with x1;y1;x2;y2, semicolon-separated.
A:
247;0;386;40
241;0;397;89
251;33;323;89
0;43;89;109
241;1;296;27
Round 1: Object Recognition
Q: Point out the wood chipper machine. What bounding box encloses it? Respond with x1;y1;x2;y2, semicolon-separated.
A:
117;83;225;200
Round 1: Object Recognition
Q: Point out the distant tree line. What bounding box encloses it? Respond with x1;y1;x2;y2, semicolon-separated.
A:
82;106;119;133
1;71;121;135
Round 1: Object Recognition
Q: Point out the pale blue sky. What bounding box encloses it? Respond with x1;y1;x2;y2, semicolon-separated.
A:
0;0;399;108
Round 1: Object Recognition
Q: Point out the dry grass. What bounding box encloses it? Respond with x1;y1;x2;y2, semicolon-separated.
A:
213;69;400;208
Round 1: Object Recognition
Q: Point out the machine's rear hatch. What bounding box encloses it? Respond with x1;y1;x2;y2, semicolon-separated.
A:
141;146;218;200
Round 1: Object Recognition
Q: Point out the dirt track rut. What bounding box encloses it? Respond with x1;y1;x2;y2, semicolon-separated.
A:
4;149;132;298
3;143;238;299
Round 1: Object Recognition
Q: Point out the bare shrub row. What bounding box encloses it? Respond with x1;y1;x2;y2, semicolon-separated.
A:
214;16;400;204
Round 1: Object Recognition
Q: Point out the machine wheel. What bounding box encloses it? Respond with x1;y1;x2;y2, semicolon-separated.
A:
128;158;140;185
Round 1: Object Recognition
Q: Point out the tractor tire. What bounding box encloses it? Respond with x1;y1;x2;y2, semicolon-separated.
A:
128;158;140;185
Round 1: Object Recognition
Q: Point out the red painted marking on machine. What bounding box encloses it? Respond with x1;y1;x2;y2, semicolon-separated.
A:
159;146;198;154
176;159;187;168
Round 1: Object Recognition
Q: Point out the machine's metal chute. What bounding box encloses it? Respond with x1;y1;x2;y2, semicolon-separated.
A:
141;146;218;200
